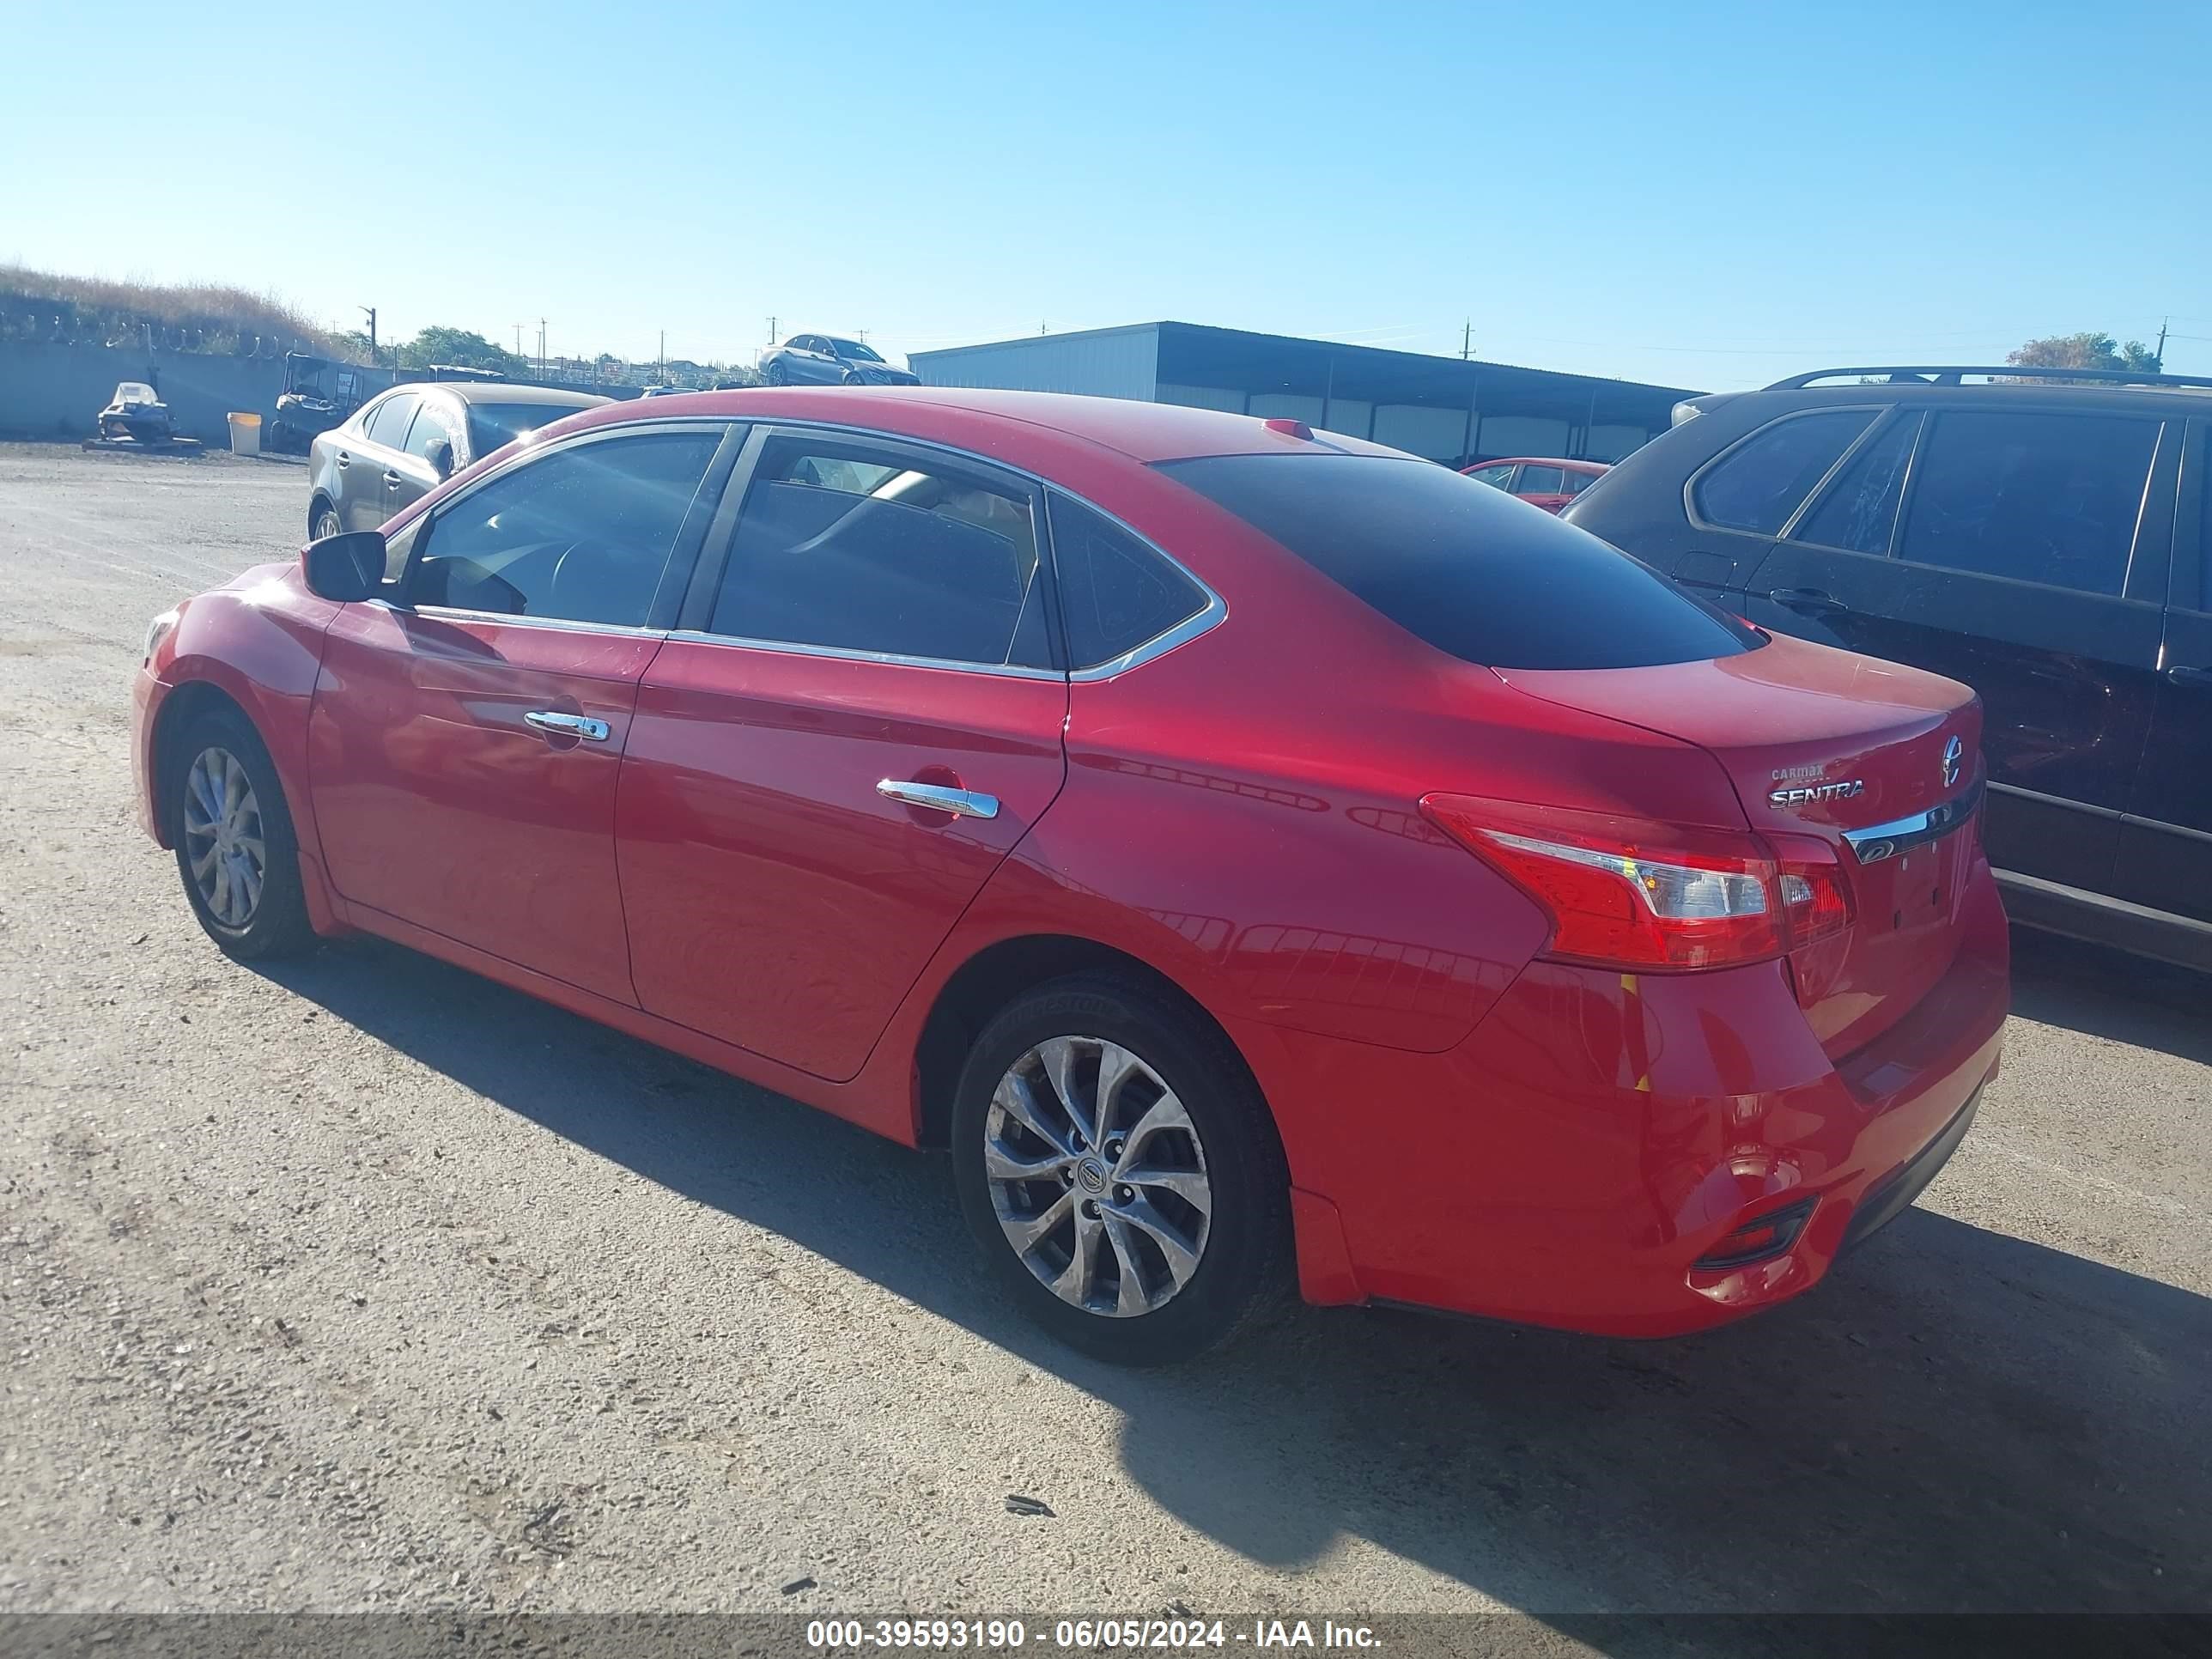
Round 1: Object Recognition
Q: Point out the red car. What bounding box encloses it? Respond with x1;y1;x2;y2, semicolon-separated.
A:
132;390;2006;1364
1462;455;1611;513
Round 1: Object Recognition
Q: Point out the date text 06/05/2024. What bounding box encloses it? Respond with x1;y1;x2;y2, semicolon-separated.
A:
805;1618;1383;1650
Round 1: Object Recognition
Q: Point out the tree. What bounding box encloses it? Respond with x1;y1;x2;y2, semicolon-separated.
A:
2008;331;2161;374
395;325;527;378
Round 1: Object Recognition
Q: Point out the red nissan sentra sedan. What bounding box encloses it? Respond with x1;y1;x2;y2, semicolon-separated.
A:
131;388;2007;1364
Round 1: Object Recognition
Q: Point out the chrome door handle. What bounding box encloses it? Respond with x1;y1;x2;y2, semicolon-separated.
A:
525;710;611;742
878;779;1000;819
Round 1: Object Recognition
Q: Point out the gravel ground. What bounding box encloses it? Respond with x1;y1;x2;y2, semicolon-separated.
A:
1;441;2207;1626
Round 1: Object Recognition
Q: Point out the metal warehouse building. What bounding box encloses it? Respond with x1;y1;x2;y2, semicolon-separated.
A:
908;321;1695;468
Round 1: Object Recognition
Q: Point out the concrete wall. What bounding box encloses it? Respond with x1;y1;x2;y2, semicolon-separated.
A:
0;342;289;444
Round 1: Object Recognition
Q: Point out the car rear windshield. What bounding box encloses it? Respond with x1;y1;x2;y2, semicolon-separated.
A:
1156;453;1758;670
466;403;586;457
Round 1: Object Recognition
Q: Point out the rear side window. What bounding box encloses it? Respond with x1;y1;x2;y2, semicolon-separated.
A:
364;393;419;449
709;440;1051;668
1896;410;2157;596
1517;465;1566;495
1158;453;1755;671
1793;412;1921;554
1047;494;1207;670
1466;464;1515;489
1693;410;1875;534
1561;470;1601;498
411;431;720;626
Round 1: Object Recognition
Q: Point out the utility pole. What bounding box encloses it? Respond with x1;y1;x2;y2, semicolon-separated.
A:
659;330;666;380
512;323;525;356
767;316;777;343
359;306;377;364
537;319;548;378
1461;319;1472;361
1041;319;1048;335
2156;317;2170;368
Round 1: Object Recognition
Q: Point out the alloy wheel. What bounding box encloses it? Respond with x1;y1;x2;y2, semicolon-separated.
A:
314;507;342;541
985;1035;1212;1317
181;746;267;929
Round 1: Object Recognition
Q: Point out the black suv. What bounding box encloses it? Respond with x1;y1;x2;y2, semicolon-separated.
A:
1565;364;2212;968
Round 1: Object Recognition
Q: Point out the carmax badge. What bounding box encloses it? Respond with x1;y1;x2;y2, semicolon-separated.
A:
1768;779;1865;808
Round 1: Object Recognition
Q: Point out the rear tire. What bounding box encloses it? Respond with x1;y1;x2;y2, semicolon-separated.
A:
169;707;316;961
951;974;1290;1365
765;361;790;386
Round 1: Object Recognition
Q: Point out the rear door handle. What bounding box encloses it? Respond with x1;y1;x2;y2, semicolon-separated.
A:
335;452;349;468
524;710;611;742
1767;586;1848;617
2166;665;2212;689
878;779;1000;819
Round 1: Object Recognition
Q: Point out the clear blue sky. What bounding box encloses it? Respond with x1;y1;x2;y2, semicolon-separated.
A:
4;0;2206;391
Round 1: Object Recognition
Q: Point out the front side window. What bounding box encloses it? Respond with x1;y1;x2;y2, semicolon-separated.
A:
1692;409;1876;534
1895;410;2158;596
1161;453;1755;671
409;431;720;626
1793;412;1921;554
1047;494;1207;670
404;400;456;461
364;392;420;450
708;440;1050;668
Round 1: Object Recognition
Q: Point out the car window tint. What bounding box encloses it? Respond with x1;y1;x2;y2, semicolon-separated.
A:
1160;453;1755;671
1561;470;1601;497
1794;412;1920;554
404;401;455;460
410;432;720;626
1693;410;1875;534
1467;464;1515;489
1047;493;1207;669
1896;411;2157;597
364;393;419;450
1517;465;1566;494
709;441;1049;668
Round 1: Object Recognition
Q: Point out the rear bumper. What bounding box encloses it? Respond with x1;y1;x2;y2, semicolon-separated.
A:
1251;858;2009;1337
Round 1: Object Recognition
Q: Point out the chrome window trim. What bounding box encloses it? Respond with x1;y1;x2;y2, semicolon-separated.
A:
370;599;669;639
662;628;1066;682
1840;778;1984;866
691;416;1229;679
1682;404;1886;538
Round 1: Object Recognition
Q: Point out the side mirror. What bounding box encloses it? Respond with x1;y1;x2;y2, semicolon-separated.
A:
301;529;385;602
428;438;455;479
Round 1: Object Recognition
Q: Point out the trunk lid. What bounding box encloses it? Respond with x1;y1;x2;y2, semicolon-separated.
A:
1495;631;1984;1057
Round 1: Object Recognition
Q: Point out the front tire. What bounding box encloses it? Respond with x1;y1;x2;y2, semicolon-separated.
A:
311;498;342;542
169;708;315;960
951;975;1290;1365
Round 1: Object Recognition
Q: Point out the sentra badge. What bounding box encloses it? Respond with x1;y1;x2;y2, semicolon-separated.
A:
1769;776;1865;808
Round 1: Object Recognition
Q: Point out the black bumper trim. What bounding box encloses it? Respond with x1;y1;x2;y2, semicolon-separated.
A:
1841;1086;1982;1256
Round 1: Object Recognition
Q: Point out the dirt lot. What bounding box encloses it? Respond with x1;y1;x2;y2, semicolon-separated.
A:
1;441;2208;1628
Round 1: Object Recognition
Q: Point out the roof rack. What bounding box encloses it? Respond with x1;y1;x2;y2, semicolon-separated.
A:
1769;364;2212;391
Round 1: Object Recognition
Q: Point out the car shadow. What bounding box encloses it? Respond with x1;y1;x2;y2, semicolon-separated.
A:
2007;926;2212;1066
254;937;2212;1630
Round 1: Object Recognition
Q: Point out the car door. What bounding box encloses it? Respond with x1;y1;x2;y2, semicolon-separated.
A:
1748;403;2171;897
617;425;1068;1081
798;336;836;383
386;393;457;521
1512;463;1571;513
352;392;421;530
307;421;740;1003
2117;415;2212;922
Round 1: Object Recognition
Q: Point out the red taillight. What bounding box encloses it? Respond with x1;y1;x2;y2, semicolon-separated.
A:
1419;794;1856;973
